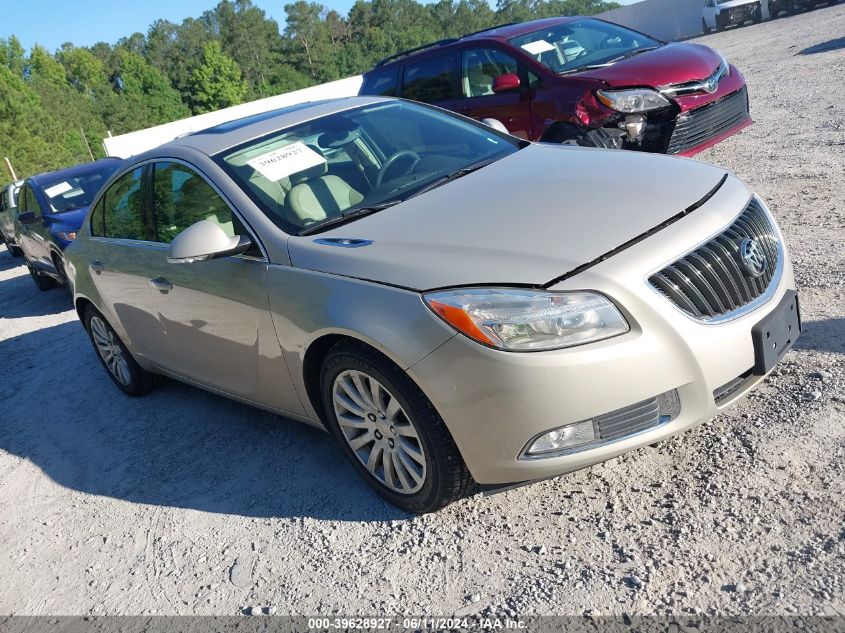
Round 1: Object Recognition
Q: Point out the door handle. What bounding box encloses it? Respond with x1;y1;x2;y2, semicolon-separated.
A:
90;260;103;275
149;276;173;293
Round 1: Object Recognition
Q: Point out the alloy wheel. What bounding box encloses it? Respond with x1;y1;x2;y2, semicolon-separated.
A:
90;316;132;386
332;369;427;494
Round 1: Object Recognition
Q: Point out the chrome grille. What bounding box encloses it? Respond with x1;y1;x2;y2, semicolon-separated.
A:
667;87;749;154
649;197;781;321
595;396;661;441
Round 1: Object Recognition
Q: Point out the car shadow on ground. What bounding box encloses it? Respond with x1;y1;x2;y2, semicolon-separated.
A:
0;262;73;319
794;317;845;353
797;36;845;55
0;321;407;522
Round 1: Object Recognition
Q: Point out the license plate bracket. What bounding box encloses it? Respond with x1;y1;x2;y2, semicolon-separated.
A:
751;290;800;375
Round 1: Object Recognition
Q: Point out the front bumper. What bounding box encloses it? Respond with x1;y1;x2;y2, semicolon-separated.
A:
407;177;796;485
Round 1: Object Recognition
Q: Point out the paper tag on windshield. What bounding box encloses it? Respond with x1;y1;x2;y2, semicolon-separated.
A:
44;181;73;198
247;142;326;182
521;40;556;55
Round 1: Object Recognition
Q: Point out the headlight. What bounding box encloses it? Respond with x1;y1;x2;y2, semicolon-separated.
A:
423;288;629;351
596;88;671;113
715;50;731;77
56;231;77;241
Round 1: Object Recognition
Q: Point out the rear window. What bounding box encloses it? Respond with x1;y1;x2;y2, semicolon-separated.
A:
361;67;399;97
402;54;456;103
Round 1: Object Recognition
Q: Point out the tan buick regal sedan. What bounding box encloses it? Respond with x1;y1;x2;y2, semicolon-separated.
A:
65;97;799;513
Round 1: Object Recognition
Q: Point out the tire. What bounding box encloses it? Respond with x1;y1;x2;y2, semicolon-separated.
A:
26;259;58;291
52;252;69;287
319;341;475;513
753;5;762;21
702;18;712;33
9;244;23;257
83;305;155;397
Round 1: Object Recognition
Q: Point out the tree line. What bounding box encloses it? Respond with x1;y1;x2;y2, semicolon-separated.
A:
0;0;618;179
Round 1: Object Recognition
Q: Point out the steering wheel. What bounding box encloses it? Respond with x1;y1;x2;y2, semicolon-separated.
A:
376;150;421;187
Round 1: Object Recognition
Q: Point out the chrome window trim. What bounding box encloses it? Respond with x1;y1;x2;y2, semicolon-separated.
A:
644;195;785;325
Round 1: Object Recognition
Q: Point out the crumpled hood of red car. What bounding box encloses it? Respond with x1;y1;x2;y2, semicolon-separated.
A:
576;42;722;88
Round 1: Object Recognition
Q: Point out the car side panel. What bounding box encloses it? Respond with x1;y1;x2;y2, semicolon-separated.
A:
266;265;457;423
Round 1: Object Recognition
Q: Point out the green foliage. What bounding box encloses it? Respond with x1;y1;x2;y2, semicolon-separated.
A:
0;0;619;181
190;41;249;113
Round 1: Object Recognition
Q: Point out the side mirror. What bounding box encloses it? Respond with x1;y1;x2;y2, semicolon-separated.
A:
167;219;253;264
480;118;510;134
17;211;38;225
492;73;521;93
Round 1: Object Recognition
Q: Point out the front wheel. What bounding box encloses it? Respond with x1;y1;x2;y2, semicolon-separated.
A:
84;306;155;397
26;259;58;291
319;341;474;513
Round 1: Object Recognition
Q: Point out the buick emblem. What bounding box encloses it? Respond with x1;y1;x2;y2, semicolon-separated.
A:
739;238;767;277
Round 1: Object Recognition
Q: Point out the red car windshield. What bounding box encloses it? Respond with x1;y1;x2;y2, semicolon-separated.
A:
509;19;660;75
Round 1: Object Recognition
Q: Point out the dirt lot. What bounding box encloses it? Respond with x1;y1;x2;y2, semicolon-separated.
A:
1;6;843;619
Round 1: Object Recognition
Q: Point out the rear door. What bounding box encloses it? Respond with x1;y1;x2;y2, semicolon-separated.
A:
455;45;534;139
86;166;168;363
400;53;459;111
141;160;301;413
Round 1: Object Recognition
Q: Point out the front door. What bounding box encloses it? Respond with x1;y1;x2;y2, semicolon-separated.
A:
17;186;51;267
142;161;302;414
86;166;167;362
455;46;533;139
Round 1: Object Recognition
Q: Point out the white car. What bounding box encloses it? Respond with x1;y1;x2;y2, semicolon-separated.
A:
702;0;763;32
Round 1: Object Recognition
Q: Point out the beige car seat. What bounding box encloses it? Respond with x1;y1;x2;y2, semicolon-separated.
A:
287;162;364;224
464;53;494;97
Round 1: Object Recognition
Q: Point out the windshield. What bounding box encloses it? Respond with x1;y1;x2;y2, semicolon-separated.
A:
509;18;660;75
41;163;119;213
221;101;520;235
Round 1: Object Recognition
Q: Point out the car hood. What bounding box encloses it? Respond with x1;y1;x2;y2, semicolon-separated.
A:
576;43;722;88
287;144;727;291
48;206;89;232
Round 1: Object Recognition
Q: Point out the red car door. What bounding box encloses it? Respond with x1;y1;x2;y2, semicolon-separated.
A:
454;46;534;139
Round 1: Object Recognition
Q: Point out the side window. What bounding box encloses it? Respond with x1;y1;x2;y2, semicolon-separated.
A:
89;198;105;237
103;168;148;241
152;162;240;244
461;48;519;98
18;187;30;213
360;67;399;97
402;54;456;103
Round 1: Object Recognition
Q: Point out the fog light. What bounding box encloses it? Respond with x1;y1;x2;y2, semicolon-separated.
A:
526;419;597;456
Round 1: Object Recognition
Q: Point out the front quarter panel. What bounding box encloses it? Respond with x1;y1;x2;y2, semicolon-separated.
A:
267;265;456;422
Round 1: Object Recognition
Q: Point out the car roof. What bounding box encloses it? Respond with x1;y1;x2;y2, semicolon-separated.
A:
159;96;390;158
28;157;123;188
370;16;579;70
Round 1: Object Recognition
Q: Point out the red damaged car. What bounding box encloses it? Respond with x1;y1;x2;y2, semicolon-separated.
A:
359;17;751;155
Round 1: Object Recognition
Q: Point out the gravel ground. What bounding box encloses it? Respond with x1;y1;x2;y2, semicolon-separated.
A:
1;6;843;619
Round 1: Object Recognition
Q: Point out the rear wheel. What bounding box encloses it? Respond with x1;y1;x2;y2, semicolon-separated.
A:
319;341;475;513
84;305;155;397
26;259;58;291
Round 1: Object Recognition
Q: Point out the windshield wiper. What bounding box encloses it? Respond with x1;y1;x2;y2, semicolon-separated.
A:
405;158;499;201
559;46;662;74
299;199;401;236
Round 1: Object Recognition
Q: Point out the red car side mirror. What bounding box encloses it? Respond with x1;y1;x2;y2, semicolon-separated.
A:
492;73;520;93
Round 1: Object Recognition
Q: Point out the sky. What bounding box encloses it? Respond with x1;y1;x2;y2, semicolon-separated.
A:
2;0;642;52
